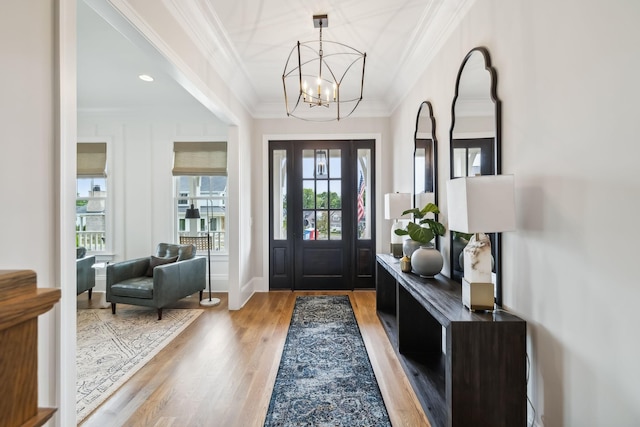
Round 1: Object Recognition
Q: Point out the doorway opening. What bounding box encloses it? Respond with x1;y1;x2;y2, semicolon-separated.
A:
269;140;375;290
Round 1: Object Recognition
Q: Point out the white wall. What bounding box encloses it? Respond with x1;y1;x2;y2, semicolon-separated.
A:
390;0;640;425
0;0;64;424
78;108;230;291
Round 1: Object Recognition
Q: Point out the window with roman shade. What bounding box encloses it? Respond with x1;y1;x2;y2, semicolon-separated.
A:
77;142;107;177
76;142;108;252
172;141;227;176
173;141;228;253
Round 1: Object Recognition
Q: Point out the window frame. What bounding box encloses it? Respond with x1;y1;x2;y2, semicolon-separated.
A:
76;139;113;255
174;176;228;254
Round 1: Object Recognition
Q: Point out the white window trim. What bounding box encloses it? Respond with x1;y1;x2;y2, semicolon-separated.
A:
78;138;113;255
173;181;228;255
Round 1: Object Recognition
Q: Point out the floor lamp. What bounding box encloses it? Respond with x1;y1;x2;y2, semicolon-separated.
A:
185;201;221;307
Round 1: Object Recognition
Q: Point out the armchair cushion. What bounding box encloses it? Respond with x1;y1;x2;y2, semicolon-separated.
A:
111;277;154;299
146;255;178;277
77;247;87;259
156;243;196;261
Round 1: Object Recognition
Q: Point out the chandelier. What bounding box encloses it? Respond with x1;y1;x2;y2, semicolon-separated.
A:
282;15;366;121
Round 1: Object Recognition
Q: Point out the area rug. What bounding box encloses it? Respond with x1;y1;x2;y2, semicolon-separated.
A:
264;295;391;426
76;308;203;424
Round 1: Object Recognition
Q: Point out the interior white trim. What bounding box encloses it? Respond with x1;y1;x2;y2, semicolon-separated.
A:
57;0;78;425
85;0;239;125
388;0;478;113
159;0;256;116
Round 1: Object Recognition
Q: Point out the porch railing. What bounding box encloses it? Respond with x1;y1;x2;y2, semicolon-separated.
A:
178;231;226;252
76;231;106;251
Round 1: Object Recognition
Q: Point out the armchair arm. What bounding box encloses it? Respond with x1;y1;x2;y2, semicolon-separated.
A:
76;255;96;294
153;257;206;307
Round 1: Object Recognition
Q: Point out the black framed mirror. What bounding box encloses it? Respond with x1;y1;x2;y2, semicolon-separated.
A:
414;101;438;249
448;47;503;306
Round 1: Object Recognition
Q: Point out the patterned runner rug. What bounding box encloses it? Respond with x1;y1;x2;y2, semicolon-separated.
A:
264;295;391;426
76;308;202;424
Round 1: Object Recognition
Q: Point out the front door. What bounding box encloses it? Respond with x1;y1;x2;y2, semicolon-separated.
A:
269;140;375;290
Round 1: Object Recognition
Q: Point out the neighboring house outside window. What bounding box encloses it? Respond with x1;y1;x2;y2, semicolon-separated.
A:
175;176;227;252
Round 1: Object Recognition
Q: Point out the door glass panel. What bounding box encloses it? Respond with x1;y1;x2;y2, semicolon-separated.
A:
329;149;341;178
303;210;315;240
329;180;341;209
316;211;329;240
302;149;314;179
468;147;481;176
357;148;372;240
316;180;328;209
453;147;466;178
316;150;328;178
272;150;287;240
302;180;315;209
414;147;426;194
330;210;342;240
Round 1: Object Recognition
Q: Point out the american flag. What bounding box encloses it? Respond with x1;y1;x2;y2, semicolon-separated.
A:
357;171;366;222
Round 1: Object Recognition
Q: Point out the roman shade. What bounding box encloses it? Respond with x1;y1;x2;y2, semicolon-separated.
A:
172;141;227;176
77;143;107;177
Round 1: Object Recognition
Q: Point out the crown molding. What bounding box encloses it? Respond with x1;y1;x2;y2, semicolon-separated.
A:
86;0;240;123
387;0;478;114
252;99;391;120
162;0;256;115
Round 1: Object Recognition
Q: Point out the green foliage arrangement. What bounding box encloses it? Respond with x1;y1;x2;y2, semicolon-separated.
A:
394;203;446;245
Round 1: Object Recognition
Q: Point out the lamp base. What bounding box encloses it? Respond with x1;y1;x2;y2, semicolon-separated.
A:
199;297;221;307
462;277;494;311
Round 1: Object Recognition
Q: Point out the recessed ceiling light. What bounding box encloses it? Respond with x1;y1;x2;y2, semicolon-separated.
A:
138;74;154;82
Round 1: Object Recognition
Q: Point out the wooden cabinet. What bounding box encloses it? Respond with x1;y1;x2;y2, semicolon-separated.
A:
0;270;61;427
376;254;526;427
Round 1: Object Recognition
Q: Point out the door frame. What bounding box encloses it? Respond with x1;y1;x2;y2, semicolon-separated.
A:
260;133;383;292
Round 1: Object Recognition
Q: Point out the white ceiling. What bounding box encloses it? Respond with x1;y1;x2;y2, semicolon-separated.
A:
78;0;474;120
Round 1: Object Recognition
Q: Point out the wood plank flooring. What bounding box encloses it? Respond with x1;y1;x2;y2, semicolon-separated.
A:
78;291;429;427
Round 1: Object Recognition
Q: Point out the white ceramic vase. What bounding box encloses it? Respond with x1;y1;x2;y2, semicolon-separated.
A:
402;239;421;258
411;245;443;277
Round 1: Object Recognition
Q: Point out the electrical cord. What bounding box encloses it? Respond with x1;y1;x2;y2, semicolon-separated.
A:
494;308;537;426
526;352;537;426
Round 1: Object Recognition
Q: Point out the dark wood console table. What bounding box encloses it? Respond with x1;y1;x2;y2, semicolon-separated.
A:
376;254;526;427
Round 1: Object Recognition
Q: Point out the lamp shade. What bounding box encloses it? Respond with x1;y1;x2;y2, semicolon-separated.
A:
446;175;516;233
384;193;412;220
185;204;201;219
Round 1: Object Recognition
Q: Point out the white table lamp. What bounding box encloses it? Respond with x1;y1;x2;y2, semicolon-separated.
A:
384;193;411;257
446;175;515;310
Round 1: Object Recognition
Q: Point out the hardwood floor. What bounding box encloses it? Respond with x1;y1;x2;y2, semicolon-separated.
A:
78;291;429;427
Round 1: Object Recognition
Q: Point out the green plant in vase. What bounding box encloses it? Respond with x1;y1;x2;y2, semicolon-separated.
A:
394;203;446;277
394;202;446;245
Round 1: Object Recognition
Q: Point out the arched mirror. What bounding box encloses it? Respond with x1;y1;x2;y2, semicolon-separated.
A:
448;47;503;305
414;101;438;248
